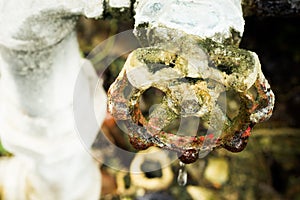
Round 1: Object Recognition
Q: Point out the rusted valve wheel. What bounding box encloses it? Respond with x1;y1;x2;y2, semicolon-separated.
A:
108;38;274;164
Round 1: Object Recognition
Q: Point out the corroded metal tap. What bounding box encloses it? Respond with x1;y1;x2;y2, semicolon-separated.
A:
108;0;275;164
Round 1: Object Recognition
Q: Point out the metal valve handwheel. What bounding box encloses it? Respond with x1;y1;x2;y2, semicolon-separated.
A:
108;35;274;164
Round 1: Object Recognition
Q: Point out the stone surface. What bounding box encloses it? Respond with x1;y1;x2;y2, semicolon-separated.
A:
0;0;104;50
0;0;107;199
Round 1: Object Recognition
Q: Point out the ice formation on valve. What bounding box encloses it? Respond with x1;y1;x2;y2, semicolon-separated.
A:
108;34;274;164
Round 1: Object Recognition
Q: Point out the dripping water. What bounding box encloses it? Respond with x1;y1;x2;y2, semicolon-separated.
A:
177;161;187;186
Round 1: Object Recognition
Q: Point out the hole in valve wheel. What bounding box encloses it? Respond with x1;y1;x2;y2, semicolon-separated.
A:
139;87;165;119
141;160;163;178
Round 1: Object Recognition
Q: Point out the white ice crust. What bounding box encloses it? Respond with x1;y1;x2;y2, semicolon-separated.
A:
135;0;244;42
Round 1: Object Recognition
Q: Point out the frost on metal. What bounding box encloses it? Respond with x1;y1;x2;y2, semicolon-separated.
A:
134;0;245;45
109;0;131;8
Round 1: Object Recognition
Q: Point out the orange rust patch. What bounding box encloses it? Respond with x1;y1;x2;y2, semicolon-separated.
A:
241;126;251;138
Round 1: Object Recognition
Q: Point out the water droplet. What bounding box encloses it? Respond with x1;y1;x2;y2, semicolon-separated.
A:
177;161;187;186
